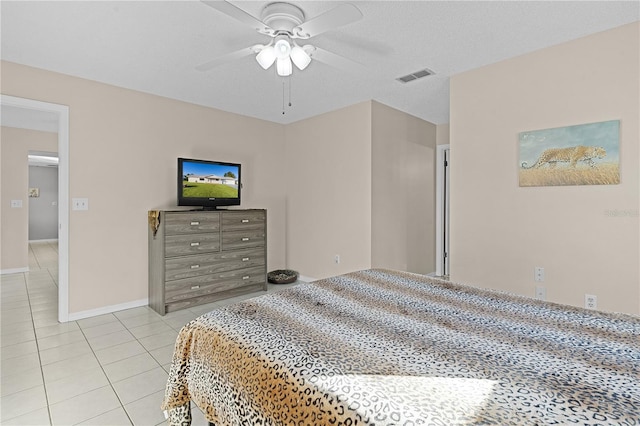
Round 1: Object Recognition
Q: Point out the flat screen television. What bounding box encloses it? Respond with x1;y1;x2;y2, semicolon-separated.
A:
177;158;241;209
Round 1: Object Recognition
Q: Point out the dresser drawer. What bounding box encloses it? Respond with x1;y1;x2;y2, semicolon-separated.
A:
222;229;265;251
164;212;220;235
221;210;266;231
165;248;265;282
164;266;265;303
165;233;220;257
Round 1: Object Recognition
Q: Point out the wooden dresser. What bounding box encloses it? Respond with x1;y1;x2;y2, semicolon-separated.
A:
148;209;267;315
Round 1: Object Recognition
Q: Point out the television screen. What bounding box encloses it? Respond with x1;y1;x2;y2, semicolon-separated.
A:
177;158;241;209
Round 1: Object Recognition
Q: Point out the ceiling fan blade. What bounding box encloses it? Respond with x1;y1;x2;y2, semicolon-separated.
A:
307;46;365;74
293;3;363;39
195;45;261;71
201;1;274;36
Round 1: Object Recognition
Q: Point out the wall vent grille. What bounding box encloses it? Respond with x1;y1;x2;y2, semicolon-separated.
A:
396;68;435;83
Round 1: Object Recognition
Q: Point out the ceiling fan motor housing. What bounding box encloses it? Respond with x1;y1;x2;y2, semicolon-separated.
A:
261;2;305;33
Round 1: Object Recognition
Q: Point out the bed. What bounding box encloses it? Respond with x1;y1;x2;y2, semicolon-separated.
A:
162;268;640;425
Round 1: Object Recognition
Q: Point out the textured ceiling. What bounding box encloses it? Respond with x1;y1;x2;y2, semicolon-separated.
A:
2;1;638;125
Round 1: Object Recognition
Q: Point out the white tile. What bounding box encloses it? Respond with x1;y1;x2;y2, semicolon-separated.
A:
1;319;35;336
77;313;118;329
34;321;79;339
1;367;43;397
37;329;85;351
0;407;50;426
138;330;179;352
128;321;174;340
0;352;41;378
123;389;166;426
113;306;155;320
49;385;121;426
111;367;169;405
1;340;38;361
45;366;110;405
0;385;48;422
42;353;100;382
86;329;135;351
191;404;212;426
81;321;126;338
0;329;35;348
102;352;161;383
119;312;163;329
94;340;146;365
39;339;93;365
77;406;132;425
148;343;177;366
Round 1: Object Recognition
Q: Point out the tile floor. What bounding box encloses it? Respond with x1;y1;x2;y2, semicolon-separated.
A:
1;241;300;425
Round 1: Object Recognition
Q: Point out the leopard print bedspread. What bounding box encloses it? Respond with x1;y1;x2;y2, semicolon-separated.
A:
162;269;640;425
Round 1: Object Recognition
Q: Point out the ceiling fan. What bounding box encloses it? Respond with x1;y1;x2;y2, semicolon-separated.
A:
197;1;364;76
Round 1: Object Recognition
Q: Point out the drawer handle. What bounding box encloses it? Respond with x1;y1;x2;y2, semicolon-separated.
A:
191;285;200;290
190;264;200;269
242;276;250;280
242;257;250;262
241;237;250;241
190;221;200;226
241;219;249;223
190;242;200;247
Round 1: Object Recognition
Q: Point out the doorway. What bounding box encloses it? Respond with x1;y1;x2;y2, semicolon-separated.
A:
435;144;450;277
1;95;70;322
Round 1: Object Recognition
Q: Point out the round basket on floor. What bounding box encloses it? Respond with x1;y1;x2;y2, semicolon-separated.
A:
267;269;299;284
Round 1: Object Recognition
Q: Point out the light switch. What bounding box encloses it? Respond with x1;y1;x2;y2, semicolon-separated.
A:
11;200;23;208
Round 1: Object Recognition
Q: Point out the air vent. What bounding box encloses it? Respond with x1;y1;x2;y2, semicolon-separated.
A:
396;68;434;83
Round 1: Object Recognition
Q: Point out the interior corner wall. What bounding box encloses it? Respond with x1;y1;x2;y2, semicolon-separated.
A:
284;102;373;280
449;22;639;315
371;101;437;274
1;127;57;272
1;61;287;316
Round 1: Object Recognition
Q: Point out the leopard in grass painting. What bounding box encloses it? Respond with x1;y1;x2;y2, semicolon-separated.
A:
520;145;606;169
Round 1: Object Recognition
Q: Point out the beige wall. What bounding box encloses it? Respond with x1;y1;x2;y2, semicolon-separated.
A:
284;102;373;279
1;127;57;271
1;62;441;316
371;101;436;274
1;61;287;314
450;23;639;315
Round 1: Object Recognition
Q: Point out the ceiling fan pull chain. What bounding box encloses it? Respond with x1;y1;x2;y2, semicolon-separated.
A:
282;81;285;115
289;76;292;107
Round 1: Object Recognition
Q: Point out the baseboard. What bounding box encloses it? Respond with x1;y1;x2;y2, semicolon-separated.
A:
29;239;59;243
1;267;29;275
298;275;318;283
67;298;149;322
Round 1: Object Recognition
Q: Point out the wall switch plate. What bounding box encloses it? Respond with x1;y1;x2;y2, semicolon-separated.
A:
534;266;544;282
585;294;597;310
10;199;23;208
535;286;546;301
334;255;340;264
72;198;89;211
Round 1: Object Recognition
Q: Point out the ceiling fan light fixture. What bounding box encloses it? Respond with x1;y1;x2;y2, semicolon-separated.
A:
290;44;311;70
274;38;291;60
256;45;277;69
276;57;292;76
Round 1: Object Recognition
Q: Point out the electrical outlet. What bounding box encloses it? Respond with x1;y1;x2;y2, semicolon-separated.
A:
534;266;544;282
535;286;546;301
585;294;597;310
334;255;340;264
72;198;89;211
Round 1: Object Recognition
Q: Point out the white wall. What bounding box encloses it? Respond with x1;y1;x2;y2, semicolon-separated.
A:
449;22;639;315
29;164;59;240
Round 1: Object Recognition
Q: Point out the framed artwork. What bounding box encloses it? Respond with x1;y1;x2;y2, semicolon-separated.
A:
29;187;40;197
519;120;620;187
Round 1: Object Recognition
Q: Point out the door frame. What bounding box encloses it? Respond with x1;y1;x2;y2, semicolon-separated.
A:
435;144;450;277
1;95;70;322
